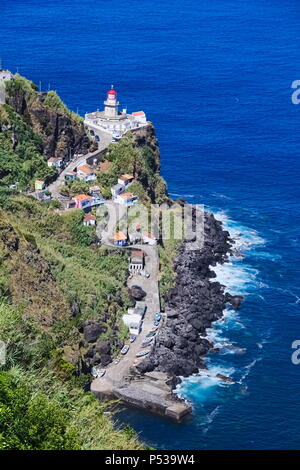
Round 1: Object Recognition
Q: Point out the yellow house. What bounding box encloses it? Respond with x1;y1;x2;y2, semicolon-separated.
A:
35;180;45;191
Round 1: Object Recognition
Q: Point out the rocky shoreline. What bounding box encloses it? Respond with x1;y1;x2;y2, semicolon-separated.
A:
136;210;243;385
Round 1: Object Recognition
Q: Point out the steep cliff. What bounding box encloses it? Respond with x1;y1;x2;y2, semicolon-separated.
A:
5;75;90;160
0;75;146;449
97;124;168;203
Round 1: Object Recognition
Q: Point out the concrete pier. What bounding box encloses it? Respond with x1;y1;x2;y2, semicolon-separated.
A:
91;370;191;421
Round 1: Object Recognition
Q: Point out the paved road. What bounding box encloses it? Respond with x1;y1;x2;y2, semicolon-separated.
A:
47;131;112;198
92;201;161;387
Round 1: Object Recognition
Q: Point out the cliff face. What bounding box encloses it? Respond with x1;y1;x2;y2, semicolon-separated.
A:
5;77;90;161
98;123;168;203
130;124;168;203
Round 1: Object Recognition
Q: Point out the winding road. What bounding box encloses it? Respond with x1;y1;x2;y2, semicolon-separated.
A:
92;200;161;389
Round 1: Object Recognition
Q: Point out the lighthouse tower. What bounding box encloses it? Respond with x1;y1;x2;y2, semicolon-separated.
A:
104;86;119;118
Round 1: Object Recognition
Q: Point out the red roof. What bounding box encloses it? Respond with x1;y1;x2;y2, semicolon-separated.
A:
132;111;145;116
114;231;127;241
144;232;156;239
107;89;117;95
73;194;92;201
83;213;96;221
131;250;144;257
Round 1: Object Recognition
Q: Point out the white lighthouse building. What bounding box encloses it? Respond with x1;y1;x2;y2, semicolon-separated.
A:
103;86;119;118
84;86;147;141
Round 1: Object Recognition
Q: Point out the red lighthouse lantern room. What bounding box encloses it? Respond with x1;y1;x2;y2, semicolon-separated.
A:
107;86;117;100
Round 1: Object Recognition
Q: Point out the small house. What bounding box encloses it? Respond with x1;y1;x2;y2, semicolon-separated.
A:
47;157;63;169
83;213;97;226
65;170;77;181
77;164;97;182
111;183;125;197
35;180;45;191
129;250;144;272
73;194;93;209
142;232;157;245
123;313;143;336
128;230;142;244
0;70;13;82
114;231;127;246
118;174;134;186
65;201;76;210
115;192;138;207
132;111;147;124
89;185;101;197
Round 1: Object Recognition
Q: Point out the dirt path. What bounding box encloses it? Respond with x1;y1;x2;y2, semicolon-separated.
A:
47;131;112;199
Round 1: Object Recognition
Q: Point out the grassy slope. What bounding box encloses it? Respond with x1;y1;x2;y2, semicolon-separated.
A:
0;103;57;189
0;192;143;450
0;74;180;450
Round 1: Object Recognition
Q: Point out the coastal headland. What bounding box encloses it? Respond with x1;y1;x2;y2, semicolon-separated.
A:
0;73;244;442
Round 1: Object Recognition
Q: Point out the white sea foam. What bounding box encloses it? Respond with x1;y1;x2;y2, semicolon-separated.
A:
175;211;266;404
176;363;236;400
214;210;266;253
236;357;262;384
212;261;259;295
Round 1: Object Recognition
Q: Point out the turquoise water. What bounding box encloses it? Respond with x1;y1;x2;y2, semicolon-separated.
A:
1;0;300;449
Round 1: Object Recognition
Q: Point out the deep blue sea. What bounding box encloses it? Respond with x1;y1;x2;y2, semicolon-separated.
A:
1;0;300;449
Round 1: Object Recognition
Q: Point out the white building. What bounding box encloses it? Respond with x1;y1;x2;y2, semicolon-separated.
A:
114;192;138;207
84;86;148;140
123;313;143;336
111;183;125;197
47;157;63;169
142;232;157;245
0;70;13;82
131;111;147;124
83;214;97;226
129;250;144;272
77;164;97;182
118;174;134;186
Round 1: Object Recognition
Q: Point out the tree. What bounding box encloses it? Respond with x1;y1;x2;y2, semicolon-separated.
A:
0;371;80;450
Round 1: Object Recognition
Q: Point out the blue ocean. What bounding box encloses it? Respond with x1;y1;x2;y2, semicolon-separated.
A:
1;0;300;449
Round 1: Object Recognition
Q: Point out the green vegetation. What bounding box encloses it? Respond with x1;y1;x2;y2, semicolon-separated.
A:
0;104;57;189
0;369;80;450
0;73;177;450
0;193;142;449
59;178;90;197
97;133;168;203
158;206;182;305
5;74;38;100
43;91;83;124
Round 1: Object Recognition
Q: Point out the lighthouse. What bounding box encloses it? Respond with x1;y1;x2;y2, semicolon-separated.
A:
84;86;147;141
104;86;119;118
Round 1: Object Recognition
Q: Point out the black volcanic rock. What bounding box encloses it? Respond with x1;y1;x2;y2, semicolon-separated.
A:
83;322;103;343
129;286;147;301
136;211;242;383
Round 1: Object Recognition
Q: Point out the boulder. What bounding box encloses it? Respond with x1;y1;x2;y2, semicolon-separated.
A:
83;322;103;343
129;286;147;301
216;373;234;383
